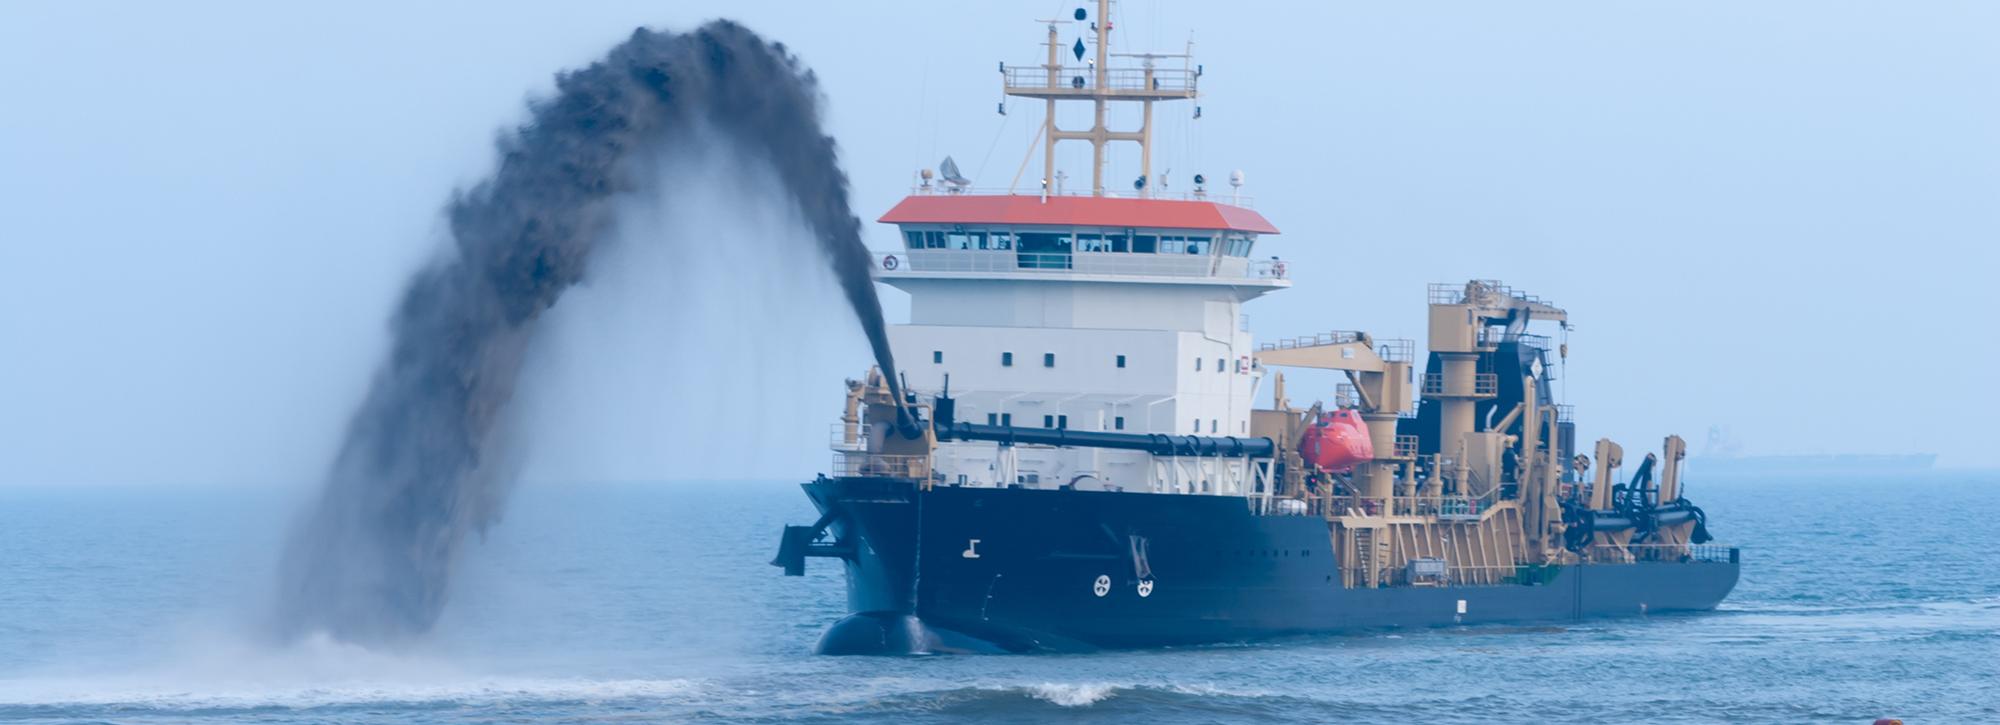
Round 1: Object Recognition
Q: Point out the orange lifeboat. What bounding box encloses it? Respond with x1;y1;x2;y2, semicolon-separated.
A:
1299;409;1374;472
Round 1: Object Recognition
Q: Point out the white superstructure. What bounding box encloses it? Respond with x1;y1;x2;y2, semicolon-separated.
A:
852;0;1292;496
870;196;1289;493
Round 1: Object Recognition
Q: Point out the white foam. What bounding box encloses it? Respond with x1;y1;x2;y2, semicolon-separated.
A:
0;632;701;711
1024;682;1119;707
0;676;701;711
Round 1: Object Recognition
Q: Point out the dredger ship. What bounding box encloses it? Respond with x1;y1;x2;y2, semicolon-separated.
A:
773;1;1737;654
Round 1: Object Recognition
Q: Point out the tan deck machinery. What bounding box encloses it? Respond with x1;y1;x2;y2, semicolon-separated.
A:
1251;280;1714;587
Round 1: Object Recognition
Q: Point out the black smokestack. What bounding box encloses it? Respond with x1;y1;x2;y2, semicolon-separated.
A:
274;21;906;643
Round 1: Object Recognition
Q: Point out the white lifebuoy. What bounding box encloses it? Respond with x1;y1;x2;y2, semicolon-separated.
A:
883;254;900;270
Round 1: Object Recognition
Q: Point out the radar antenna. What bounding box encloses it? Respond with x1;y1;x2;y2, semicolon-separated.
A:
938;156;972;191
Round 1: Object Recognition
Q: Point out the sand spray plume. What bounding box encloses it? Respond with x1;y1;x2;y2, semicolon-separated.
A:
274;21;906;643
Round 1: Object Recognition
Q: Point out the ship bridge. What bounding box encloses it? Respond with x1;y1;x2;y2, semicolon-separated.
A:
875;192;1288;289
873;190;1287;490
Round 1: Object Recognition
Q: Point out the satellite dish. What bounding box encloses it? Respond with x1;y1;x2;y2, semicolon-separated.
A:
1229;170;1246;188
938;156;971;189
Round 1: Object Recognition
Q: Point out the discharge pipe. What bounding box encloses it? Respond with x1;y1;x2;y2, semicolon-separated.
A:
931;393;1274;457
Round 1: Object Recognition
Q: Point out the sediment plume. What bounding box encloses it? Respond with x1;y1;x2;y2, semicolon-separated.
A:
274;21;902;643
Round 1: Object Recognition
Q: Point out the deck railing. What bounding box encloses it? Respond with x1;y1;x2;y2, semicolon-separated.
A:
1427;280;1559;309
1392;491;1501;519
1261;330;1408;353
828;422;865;452
1346;563;1523;588
881;249;1287;281
1289;491;1501;520
1422;372;1499;397
1585;544;1738;564
1002;65;1198;95
832;452;931;480
1263;330;1362;349
1374;338;1416;363
905;186;1252;207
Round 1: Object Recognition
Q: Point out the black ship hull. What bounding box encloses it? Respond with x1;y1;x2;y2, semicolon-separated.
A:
793;476;1739;655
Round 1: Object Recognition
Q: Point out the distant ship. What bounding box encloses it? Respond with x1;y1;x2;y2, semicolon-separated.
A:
772;0;1737;654
1689;453;1937;477
1690;427;1936;476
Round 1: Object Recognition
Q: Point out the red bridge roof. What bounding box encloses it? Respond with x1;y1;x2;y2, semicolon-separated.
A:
879;194;1279;235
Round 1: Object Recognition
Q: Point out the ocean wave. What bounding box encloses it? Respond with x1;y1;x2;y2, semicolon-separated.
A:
1023;682;1119;707
0;675;703;711
0;632;703;712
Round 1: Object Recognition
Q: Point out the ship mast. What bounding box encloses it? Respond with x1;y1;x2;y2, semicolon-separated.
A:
1004;0;1199;197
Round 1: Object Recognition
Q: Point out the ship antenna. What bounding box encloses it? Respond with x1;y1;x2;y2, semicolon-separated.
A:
1004;0;1198;198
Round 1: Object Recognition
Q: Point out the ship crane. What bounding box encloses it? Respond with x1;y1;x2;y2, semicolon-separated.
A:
1252;332;1417;513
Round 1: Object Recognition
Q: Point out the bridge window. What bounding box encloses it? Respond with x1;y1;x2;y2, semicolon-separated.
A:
1224;234;1256;257
1016;232;1073;269
1001;413;1012;426
985;231;1013;250
1076;233;1106;252
1132;234;1158;253
1059;414;1069;429
1043;415;1055;428
1116;354;1126;368
1115;416;1125;430
946;230;984;250
1158;235;1212;255
1002;352;1014;367
987;413;998;425
1084;232;1129;253
933;350;943;364
1043;353;1055;367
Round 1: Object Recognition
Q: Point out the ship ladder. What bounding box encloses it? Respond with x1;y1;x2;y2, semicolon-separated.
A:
1353;527;1389;588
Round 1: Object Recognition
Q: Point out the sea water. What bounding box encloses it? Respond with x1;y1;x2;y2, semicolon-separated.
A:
1;473;1993;724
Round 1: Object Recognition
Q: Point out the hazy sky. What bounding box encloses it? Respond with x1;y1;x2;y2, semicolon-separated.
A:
3;1;1995;486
